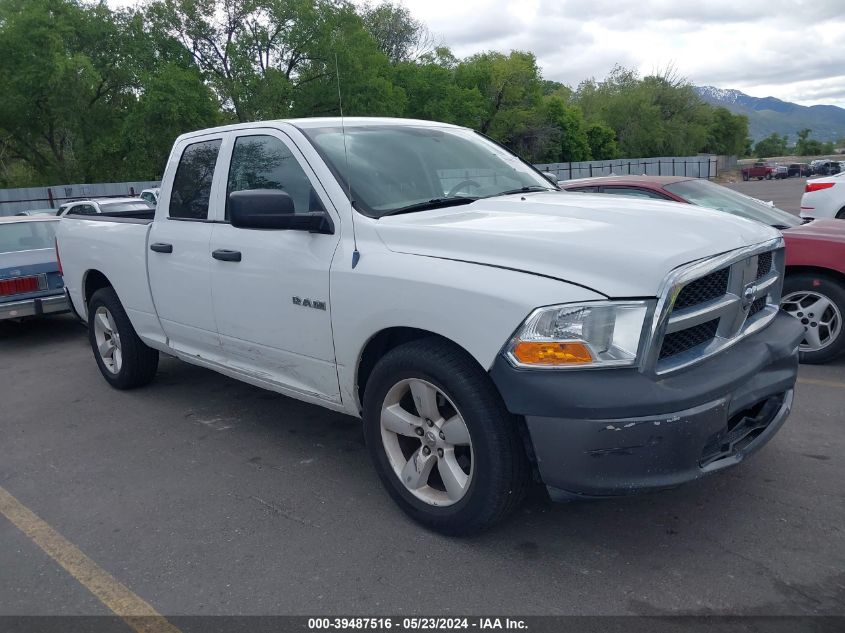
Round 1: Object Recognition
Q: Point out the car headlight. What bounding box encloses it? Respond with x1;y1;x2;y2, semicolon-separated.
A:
506;301;653;369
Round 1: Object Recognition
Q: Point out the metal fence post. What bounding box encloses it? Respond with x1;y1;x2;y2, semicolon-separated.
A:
47;188;54;209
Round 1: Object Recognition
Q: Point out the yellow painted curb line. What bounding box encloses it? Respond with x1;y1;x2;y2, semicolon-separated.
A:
0;485;181;633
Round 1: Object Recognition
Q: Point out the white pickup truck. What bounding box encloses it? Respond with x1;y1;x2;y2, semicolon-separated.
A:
57;118;804;534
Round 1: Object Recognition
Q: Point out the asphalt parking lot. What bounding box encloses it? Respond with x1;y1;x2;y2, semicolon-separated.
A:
1;177;844;622
725;176;806;213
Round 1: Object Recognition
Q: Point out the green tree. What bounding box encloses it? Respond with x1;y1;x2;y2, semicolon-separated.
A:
754;133;788;158
585;123;618;160
392;48;485;126
0;0;135;184
360;1;433;63
575;66;711;158
704;107;748;156
540;96;590;162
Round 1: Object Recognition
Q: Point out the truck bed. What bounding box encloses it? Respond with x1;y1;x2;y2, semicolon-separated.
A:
64;209;155;223
57;215;162;343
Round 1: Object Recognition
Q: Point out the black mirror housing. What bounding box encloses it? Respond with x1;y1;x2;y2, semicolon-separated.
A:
228;189;333;233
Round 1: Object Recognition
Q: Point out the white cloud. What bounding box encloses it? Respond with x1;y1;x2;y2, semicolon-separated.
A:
400;0;845;106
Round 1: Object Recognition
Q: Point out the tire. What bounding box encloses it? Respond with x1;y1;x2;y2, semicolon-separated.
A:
757;176;763;180
87;287;159;389
781;273;845;364
362;338;529;535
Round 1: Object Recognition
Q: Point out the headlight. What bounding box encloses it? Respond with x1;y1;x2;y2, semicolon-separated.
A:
506;301;653;369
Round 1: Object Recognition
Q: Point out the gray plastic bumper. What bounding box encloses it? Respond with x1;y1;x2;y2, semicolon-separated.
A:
489;311;804;499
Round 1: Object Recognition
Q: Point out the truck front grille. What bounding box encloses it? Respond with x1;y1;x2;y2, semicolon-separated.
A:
756;252;772;279
658;319;719;359
674;268;729;310
652;243;784;373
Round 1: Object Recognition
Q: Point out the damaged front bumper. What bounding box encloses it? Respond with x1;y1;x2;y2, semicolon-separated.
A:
489;311;804;500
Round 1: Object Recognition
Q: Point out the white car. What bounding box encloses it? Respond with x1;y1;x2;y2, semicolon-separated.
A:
140;188;160;205
56;198;154;217
800;173;845;220
56;117;802;534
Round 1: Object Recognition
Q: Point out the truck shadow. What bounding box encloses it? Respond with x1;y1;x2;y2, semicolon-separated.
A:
0;314;86;348
147;354;816;554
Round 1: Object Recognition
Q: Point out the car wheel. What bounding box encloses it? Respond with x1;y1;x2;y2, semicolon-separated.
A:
362;338;529;535
88;287;159;388
781;274;845;364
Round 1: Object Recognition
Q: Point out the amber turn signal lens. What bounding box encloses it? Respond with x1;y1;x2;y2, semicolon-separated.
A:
512;341;593;365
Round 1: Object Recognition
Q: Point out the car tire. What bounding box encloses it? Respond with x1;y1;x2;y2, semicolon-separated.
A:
781;273;845;364
362;338;530;535
87;287;159;389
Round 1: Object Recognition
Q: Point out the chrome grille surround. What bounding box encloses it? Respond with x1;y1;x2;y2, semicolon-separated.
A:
642;237;785;375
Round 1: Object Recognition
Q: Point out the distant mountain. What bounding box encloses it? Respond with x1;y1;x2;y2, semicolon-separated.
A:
695;86;845;143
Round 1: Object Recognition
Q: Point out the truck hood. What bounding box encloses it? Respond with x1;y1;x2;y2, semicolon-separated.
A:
374;192;780;297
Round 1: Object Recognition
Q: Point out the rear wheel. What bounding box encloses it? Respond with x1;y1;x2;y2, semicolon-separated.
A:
362;338;529;535
781;273;845;364
88;288;159;388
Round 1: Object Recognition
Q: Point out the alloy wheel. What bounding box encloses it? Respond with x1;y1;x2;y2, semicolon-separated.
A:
782;290;842;352
379;378;473;507
93;306;122;373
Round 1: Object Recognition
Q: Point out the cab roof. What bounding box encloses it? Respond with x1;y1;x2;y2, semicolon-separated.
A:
176;117;465;142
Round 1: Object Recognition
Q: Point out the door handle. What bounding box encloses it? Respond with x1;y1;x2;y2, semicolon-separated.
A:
212;249;242;262
150;243;173;253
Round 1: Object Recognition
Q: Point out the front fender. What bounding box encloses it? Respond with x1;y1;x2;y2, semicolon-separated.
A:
330;250;606;415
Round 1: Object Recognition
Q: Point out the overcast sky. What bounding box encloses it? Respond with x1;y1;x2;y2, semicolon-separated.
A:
108;0;845;107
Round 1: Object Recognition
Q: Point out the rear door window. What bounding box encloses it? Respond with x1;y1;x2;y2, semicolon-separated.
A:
170;139;222;220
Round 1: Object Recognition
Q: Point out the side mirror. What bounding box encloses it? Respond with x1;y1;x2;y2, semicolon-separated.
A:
541;171;559;185
228;189;333;234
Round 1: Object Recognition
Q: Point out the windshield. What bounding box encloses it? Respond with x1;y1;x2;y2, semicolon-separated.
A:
0;220;58;254
664;179;802;228
301;124;554;217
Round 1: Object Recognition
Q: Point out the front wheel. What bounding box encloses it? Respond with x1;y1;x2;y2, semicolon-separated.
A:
88;287;159;388
362;338;529;535
781;273;845;364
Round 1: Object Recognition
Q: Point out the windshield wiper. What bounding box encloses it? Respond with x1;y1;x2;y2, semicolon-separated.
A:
379;196;478;217
484;186;553;198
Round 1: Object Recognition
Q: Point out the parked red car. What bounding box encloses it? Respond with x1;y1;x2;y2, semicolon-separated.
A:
561;175;845;363
741;162;776;181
